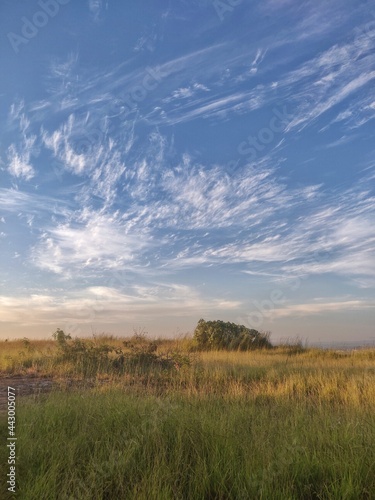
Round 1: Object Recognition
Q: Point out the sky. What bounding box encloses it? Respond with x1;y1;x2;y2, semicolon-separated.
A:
0;0;374;344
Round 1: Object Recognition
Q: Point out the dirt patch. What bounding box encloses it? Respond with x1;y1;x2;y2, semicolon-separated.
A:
0;375;55;412
0;376;116;413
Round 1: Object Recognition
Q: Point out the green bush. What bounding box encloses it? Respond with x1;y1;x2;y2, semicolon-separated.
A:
51;329;189;376
193;319;272;351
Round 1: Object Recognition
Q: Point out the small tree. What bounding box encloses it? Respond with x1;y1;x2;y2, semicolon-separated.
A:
52;328;71;353
193;319;272;351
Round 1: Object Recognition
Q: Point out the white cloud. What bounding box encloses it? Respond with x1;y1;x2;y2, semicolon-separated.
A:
7;145;35;180
260;0;356;44
287;71;375;132
272;299;375;318
157;90;264;125
163;82;210;103
0;284;242;327
7;111;37;181
163;176;375;286
0;188;70;215
274;28;375;132
32;211;153;275
8;100;25;121
42;113;132;206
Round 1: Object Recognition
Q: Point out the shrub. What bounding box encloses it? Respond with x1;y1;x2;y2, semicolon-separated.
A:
51;329;190;376
52;328;71;353
193;319;272;351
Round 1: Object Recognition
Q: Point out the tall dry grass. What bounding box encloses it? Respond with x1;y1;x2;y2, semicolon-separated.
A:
0;336;374;498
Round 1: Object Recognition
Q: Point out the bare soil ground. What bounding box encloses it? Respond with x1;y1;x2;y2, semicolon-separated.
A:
0;375;117;414
0;375;55;412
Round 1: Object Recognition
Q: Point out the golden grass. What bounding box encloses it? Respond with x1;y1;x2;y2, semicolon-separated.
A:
1;336;374;499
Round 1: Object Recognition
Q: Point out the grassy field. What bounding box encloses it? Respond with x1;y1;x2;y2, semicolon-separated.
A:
1;335;375;499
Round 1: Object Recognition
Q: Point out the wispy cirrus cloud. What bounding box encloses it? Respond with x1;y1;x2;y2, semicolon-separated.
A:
163;82;210;103
164;173;375;285
15;90;373;291
153;90;265;125
0;188;71;215
1;0;375;341
7;145;35;181
259;0;360;43
6;111;37;181
278;29;375;132
31;210;154;276
41;112;135;206
88;0;108;22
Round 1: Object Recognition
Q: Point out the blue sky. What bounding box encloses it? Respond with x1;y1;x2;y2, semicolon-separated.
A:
0;0;374;343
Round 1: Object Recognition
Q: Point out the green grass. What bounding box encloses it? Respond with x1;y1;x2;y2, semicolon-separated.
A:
1;338;375;499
